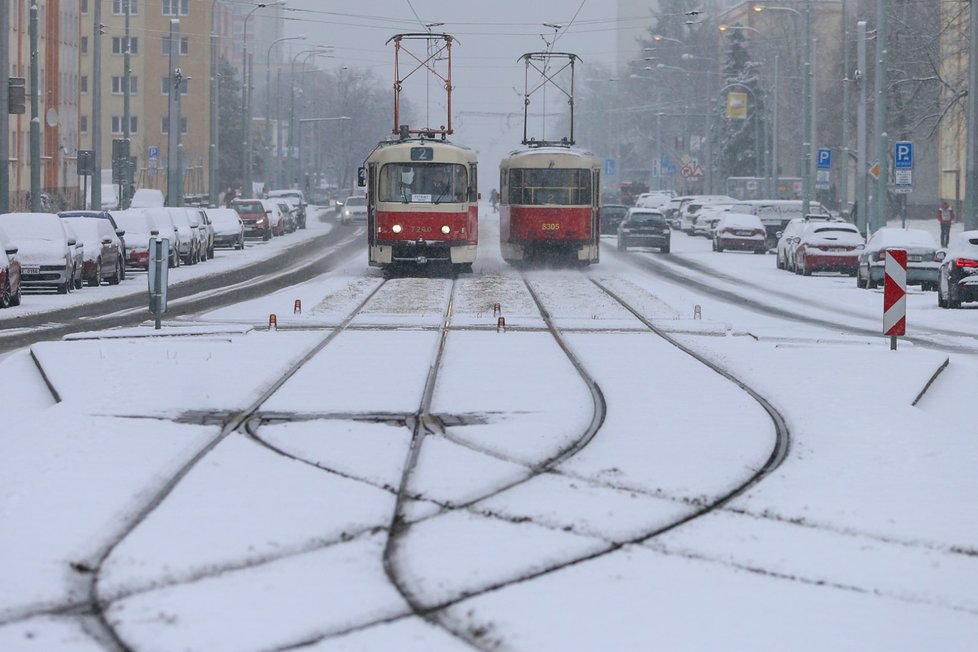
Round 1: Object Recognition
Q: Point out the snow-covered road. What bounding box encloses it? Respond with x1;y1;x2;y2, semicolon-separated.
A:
0;207;974;651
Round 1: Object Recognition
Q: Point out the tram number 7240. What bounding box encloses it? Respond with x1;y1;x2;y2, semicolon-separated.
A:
541;223;561;231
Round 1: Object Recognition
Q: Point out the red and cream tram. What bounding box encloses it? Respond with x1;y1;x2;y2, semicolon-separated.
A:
365;139;479;272
361;32;478;274
499;146;601;265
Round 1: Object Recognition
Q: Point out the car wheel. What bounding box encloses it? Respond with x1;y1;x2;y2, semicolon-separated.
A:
617;240;626;251
716;243;724;253
263;228;272;241
776;256;784;269
0;278;10;309
57;280;69;294
108;259;122;286
948;284;962;309
867;276;878;289
88;260;102;287
660;245;670;254
10;281;20;306
856;272;867;289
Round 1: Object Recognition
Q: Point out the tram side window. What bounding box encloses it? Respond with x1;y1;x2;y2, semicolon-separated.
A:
379;163;467;203
508;168;592;205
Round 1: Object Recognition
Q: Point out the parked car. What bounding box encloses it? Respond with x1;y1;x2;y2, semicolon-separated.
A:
232;199;273;240
600;204;629;235
130;188;166;209
205;208;245;250
691;203;732;238
60;216;125;286
339;195;368;225
679;195;737;233
617;209;671;253
260;199;287;237
937;229;978;308
712;212;767;254
59;210;127;279
266;189;307;229
856;227;940;290
0;226;22;307
60;221;86;289
110;209;159;269
634;190;673;210
776;215;837;271
0;212;77;294
162;207;200;265
182;207;213;261
792;222;865;276
275;201;297;234
143;207;187;268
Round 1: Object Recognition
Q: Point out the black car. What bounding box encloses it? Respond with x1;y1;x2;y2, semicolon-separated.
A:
937;229;978;308
600;204;629;235
617;209;670;253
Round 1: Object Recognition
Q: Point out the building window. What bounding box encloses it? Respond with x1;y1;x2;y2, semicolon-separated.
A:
80;115;88;134
111;36;138;55
161;77;189;96
161;36;189;56
81;0;88;15
80;75;88;94
161;116;188;134
111;116;138;134
111;76;138;94
112;0;138;15
162;0;189;16
80;36;88;55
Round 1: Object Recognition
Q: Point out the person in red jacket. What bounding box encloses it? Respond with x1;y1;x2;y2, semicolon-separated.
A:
937;201;955;247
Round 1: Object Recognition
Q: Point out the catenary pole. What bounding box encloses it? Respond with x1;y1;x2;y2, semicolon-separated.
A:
0;0;9;213
29;2;39;211
92;0;102;210
856;21;868;236
873;0;888;233
965;0;978;230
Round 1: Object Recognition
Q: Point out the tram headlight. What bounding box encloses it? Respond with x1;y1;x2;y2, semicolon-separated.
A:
392;224;402;234
441;225;451;235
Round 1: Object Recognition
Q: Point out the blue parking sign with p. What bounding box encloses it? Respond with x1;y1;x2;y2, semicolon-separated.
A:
603;158;617;176
817;148;832;169
894;141;913;169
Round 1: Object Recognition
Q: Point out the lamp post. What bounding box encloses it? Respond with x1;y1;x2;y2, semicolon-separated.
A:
209;0;220;207
288;47;332;188
242;1;285;198
266;35;306;191
29;1;39;211
297;116;351;193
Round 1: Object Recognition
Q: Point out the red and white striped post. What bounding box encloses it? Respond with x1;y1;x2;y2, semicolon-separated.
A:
883;249;907;350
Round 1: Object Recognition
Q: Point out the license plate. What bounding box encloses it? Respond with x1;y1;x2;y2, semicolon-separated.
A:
828;248;848;253
908;255;922;262
21;265;39;275
735;230;754;236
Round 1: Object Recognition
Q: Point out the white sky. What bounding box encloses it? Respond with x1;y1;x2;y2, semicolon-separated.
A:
280;1;642;172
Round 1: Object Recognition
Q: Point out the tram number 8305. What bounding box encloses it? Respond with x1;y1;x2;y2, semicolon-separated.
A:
541;223;561;231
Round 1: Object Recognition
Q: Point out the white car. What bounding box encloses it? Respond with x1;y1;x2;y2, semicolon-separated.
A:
856;227;940;290
260;199;288;236
339;196;368;225
111;209;159;269
692;203;733;237
205;208;245;250
0;212;77;294
712;212;767;254
143;207;191;268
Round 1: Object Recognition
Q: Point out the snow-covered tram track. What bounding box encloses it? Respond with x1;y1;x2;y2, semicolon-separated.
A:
3;280;394;651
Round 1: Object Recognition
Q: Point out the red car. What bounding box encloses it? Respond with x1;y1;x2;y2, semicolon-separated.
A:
0;226;22;308
713;212;767;254
793;222;865;276
232;199;274;241
937;229;978;308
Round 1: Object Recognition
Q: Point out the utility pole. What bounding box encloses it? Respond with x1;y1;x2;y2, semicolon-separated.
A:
873;0;888;233
122;0;132;208
965;0;978;230
0;0;9;213
92;0;103;210
801;0;813;216
29;1;39;211
840;0;850;217
856;21;868;236
166;19;183;207
771;54;779;198
209;0;220;208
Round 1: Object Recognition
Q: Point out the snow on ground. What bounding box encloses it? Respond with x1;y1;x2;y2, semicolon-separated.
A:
0;204;974;651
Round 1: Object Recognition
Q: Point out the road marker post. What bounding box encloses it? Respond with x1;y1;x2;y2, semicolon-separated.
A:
883;249;907;350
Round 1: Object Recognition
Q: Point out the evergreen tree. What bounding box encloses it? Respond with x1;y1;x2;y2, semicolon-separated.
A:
711;28;766;182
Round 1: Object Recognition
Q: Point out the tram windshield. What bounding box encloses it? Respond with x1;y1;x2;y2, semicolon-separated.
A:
379;163;468;204
507;168;592;206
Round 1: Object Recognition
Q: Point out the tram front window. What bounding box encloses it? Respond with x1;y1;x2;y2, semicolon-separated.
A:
507;168;592;206
380;163;467;203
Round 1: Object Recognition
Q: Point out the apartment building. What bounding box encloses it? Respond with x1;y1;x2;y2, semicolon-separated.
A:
5;0;80;210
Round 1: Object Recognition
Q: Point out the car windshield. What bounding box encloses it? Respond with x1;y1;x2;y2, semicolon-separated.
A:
628;213;665;225
0;214;65;240
114;213;151;233
346;197;366;207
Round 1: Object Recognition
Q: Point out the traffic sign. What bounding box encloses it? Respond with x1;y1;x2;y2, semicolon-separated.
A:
148;146;159;160
817;147;832;169
603;158;617;176
883;249;907;342
894;141;913;169
816;169;831;190
869;160;880;180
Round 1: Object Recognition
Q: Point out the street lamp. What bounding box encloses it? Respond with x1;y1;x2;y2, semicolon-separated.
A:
242;0;286;198
209;0;221;207
753;3;812;214
288;47;333;188
297;116;351;193
266;35;306;190
718;24;761;34
653;34;683;44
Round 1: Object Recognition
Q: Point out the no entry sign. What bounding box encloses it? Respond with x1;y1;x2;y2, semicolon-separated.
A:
883;249;907;341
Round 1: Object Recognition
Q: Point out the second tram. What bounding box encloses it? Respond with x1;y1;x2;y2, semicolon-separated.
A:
499;146;601;265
